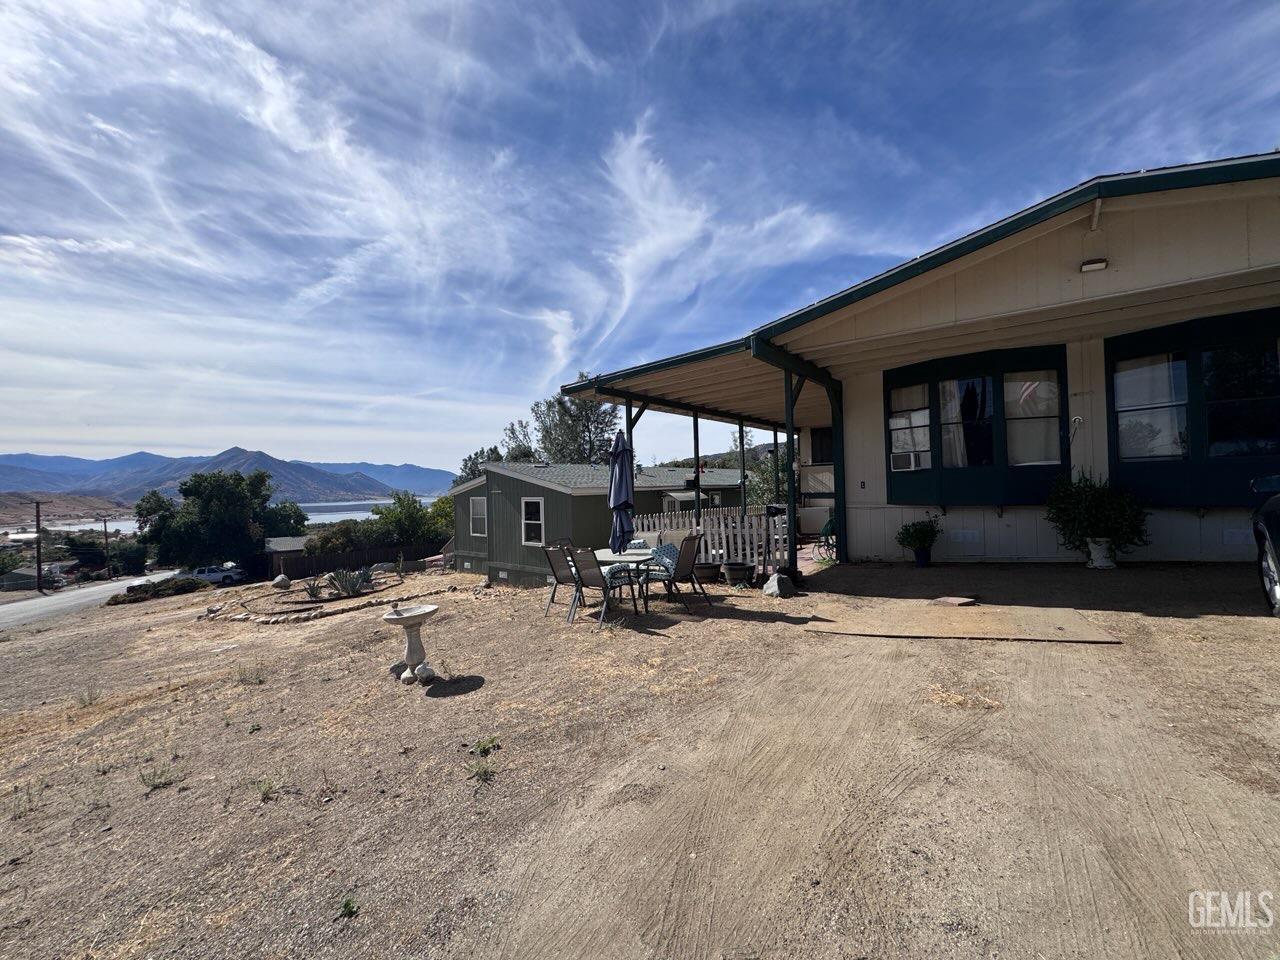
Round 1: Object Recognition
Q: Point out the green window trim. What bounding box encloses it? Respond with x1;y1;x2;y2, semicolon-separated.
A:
883;345;1070;507
1105;308;1280;508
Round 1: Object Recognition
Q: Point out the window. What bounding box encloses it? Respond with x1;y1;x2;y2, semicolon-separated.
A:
521;497;544;546
884;345;1068;507
888;384;931;472
810;427;834;464
940;377;994;468
1203;341;1280;457
1106;311;1280;509
1113;353;1188;461
1004;370;1062;466
469;496;487;537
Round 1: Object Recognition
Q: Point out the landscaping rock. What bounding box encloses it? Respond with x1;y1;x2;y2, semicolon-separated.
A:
399;669;418;685
389;660;407;677
272;574;291;590
931;596;977;607
762;573;796;598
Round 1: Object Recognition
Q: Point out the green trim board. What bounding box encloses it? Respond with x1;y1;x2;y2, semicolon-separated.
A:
1104;308;1280;508
883;345;1070;507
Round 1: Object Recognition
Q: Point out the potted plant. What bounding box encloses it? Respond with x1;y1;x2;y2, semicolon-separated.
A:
895;514;944;568
1045;472;1149;568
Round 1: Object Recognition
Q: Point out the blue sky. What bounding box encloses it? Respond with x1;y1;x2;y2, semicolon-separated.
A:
2;0;1279;471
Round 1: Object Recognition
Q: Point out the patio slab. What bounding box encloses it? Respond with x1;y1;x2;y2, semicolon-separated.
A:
806;599;1119;643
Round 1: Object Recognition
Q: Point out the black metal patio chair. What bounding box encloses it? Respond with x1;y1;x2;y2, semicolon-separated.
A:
640;533;711;613
568;547;640;625
541;544;582;621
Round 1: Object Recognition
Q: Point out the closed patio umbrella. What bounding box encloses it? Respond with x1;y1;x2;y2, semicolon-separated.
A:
607;429;635;554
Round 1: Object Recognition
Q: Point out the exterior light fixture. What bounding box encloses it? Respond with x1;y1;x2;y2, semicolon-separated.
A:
1080;258;1108;273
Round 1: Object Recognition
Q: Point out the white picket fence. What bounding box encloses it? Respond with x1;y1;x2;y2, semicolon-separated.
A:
632;508;789;574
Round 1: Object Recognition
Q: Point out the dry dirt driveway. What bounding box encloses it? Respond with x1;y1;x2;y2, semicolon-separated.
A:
0;565;1277;959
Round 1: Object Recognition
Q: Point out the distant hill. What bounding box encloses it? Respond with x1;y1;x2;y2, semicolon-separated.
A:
295;460;455;496
0;492;129;527
0;448;453;504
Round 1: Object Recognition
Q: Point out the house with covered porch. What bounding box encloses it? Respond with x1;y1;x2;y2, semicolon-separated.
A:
564;153;1280;568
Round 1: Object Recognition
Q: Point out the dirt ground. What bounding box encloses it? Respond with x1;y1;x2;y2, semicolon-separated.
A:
1;563;1277;959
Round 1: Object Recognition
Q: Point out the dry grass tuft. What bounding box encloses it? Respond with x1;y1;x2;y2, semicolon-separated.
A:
927;683;1002;710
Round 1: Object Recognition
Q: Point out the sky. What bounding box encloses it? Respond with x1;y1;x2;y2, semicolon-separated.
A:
2;0;1279;472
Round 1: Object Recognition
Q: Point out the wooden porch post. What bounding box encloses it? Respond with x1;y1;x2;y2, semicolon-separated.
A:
738;419;747;519
692;412;702;527
625;398;635;497
827;382;848;563
783;372;798;574
771;428;781;502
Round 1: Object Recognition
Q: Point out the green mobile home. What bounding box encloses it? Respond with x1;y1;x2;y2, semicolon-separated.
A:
449;462;745;587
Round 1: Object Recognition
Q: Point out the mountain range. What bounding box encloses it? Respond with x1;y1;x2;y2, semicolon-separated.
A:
0;449;455;503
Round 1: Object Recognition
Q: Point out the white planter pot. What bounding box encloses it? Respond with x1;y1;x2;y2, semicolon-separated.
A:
1086;539;1116;569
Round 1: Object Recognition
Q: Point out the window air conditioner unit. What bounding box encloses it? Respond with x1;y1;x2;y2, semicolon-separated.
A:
890;452;926;472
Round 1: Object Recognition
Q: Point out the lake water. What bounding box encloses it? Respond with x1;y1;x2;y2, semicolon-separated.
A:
2;498;436;537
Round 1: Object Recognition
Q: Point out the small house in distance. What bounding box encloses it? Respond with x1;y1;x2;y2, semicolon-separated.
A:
449;462;745;586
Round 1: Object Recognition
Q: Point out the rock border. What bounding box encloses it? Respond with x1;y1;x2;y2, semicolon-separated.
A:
198;585;457;625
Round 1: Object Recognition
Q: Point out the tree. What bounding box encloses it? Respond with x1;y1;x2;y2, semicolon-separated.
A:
424;495;454;540
263;500;307;537
457;445;502;483
0;553;20;576
111;538;148;576
371;490;435;546
531;372;619;464
501;420;536;462
135;469;307;569
304;519;386;555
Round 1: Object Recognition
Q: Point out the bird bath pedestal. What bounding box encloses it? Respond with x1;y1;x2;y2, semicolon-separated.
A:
383;603;440;683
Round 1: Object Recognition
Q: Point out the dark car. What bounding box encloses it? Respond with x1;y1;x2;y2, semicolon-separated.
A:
1253;475;1280;617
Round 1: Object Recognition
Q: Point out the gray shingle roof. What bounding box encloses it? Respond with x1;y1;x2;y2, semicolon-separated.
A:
451;462;743;494
264;536;310;553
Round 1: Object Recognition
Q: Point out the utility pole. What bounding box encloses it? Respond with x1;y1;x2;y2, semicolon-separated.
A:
32;499;45;593
99;517;111;579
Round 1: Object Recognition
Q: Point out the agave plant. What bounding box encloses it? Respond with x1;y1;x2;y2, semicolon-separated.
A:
329;568;365;598
358;566;373;586
302;577;325;600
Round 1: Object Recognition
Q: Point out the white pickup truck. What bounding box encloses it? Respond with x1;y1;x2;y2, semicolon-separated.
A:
185;564;246;585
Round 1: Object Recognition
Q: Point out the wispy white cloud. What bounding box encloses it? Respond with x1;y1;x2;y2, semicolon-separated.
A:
1;0;1274;467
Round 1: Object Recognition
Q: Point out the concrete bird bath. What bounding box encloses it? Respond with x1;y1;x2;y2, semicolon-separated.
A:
383;603;439;684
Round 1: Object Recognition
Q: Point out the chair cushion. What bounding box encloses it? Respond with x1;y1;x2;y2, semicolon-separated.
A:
651;543;679;576
602;563;635;585
627;538;650;550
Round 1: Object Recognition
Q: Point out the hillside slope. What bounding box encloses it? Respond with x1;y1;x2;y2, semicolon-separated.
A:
296;460;455;495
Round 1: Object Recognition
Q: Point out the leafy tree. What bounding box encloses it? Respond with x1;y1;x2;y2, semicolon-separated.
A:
263;500;307;537
501;420;536;462
135;470;306;569
111;538;148;576
531;372;619;464
371;490;435;546
61;531;107;568
424;495;454;540
304;519;387;555
457;445;502;483
0;552;21;576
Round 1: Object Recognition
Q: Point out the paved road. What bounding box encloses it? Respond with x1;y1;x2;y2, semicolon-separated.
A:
0;571;176;631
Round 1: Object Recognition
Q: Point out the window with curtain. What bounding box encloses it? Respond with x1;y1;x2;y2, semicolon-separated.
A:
1004;371;1061;466
888;384;931;471
1203;340;1280;457
940;377;994;468
1113;353;1188;461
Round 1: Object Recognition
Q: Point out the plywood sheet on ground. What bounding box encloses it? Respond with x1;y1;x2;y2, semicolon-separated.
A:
807;601;1118;644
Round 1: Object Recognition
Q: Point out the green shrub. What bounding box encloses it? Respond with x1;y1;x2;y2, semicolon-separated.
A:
1045;472;1149;560
895;514;944;552
106;577;210;606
